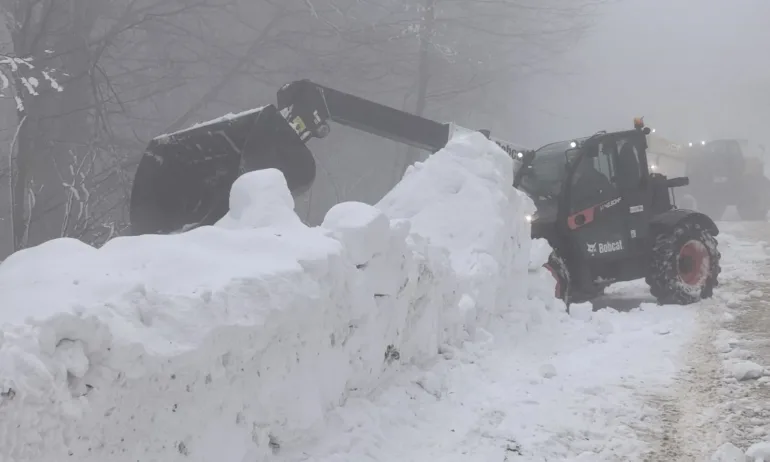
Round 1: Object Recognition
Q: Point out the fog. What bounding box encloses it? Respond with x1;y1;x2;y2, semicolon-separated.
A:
515;0;770;146
0;0;768;257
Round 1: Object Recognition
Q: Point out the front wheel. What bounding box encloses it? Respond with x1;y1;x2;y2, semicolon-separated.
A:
646;221;721;305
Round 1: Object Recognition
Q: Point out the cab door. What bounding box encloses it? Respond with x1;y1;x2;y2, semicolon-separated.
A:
615;135;648;252
563;139;630;263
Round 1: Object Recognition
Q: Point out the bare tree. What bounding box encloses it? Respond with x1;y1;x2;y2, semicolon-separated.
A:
0;0;609;256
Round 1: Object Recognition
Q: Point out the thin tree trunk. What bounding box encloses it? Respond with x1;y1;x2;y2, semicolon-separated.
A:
8;115;26;250
10;12;95;249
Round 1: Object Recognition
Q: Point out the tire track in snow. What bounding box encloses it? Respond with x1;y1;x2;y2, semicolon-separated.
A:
641;305;723;461
713;222;770;452
720;282;770;450
643;222;770;460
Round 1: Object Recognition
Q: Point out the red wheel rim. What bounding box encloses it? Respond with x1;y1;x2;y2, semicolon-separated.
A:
677;240;710;286
544;263;562;298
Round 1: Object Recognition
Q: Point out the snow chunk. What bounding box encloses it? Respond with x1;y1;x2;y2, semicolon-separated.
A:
746;441;770;460
728;360;766;381
570;302;594;321
322;201;392;266
725;349;755;360
711;442;747;462
216;168;303;229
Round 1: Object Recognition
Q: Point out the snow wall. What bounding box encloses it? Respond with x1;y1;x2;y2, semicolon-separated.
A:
0;132;546;462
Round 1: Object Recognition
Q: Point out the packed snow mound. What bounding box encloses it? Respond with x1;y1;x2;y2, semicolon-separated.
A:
378;132;535;329
0;132;533;462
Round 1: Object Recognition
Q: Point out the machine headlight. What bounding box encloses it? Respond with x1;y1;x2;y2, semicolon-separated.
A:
650;163;658;171
525;214;533;223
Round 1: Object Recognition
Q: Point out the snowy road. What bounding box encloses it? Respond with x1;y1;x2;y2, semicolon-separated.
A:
284;223;770;462
284;303;698;462
641;221;770;461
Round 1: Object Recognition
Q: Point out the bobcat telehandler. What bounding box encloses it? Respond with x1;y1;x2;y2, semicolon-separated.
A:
129;81;721;306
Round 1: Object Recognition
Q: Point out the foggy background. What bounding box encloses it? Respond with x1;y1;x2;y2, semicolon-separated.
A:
0;0;767;259
515;0;770;145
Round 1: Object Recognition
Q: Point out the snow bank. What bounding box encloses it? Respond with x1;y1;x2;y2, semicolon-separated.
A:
376;132;535;336
0;131;532;462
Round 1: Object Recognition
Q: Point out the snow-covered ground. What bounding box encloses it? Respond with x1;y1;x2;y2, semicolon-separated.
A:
281;300;698;461
2;131;770;462
687;223;770;462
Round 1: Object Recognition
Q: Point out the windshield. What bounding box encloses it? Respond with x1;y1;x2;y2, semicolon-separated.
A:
519;139;585;198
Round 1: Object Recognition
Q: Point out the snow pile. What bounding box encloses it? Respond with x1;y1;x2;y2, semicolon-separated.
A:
0;131;532;462
376;132;535;336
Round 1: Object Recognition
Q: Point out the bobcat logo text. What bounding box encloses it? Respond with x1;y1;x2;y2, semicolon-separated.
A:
587;240;624;255
600;197;621;211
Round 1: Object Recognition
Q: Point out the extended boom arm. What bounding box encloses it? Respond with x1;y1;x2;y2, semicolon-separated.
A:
129;79;526;236
276;79;526;157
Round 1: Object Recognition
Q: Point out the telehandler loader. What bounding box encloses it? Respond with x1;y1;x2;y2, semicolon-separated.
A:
129;81;721;306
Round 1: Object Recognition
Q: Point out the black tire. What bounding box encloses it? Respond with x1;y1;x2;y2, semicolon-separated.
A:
737;176;770;221
544;251;571;306
646;221;721;305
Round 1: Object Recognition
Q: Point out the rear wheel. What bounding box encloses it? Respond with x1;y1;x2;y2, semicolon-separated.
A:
646;221;721;305
544;251;571;305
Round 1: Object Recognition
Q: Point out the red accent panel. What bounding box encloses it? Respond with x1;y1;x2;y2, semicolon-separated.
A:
568;205;596;230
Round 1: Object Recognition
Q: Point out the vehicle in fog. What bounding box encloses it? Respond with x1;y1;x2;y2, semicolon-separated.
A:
646;135;770;221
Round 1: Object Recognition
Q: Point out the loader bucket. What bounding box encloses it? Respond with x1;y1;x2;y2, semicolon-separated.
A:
129;104;316;235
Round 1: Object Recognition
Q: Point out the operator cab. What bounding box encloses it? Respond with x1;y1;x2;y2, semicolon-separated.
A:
513;139;585;239
514;130;651;230
515;139;585;200
514;120;691;300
